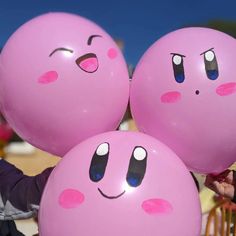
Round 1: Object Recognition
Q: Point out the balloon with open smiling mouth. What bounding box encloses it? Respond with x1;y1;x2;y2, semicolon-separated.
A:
0;12;129;157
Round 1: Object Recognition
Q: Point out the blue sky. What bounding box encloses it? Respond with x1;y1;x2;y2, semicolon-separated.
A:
1;0;236;65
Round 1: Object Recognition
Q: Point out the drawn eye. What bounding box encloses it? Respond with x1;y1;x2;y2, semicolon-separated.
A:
49;48;73;57
126;146;147;187
172;54;185;83
204;50;219;80
89;143;109;182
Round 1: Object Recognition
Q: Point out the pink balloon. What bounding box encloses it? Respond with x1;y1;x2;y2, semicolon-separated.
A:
39;131;201;236
130;27;236;174
0;13;129;156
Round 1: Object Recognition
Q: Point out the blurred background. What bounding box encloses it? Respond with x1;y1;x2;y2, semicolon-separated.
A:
1;0;236;235
1;0;236;67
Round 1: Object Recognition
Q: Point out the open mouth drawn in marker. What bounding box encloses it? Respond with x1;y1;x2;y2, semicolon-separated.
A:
98;188;126;199
76;53;99;73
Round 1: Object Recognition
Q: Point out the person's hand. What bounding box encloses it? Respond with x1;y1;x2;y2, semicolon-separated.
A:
204;170;235;200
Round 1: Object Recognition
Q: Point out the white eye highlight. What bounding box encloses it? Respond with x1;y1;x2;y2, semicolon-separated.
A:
173;55;182;65
205;51;215;62
96;143;109;156
133;147;147;161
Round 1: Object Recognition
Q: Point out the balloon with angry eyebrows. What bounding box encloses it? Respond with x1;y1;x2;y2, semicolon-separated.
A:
39;131;201;236
0;13;129;156
130;27;236;173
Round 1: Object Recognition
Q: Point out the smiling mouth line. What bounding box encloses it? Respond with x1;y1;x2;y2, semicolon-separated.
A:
98;188;126;199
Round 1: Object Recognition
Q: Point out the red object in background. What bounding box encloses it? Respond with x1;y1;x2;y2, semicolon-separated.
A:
0;123;13;142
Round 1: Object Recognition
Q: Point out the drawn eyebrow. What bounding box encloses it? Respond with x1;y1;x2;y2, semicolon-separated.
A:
49;48;74;57
87;35;102;45
200;48;214;56
170;53;186;57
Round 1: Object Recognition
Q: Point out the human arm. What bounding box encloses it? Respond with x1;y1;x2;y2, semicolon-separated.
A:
0;158;53;220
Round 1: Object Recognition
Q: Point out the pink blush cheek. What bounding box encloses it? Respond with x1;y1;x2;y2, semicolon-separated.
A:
59;189;85;209
38;71;58;84
107;48;118;59
141;198;173;215
161;91;181;103
216;82;236;96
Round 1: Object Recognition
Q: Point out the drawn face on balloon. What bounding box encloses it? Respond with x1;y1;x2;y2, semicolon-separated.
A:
0;13;129;156
39;131;201;236
130;28;236;173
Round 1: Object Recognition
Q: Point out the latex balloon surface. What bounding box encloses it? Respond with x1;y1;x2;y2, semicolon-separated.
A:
0;13;129;156
130;27;236;173
39;131;201;236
